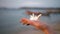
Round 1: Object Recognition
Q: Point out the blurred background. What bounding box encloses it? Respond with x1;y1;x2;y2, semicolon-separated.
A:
0;0;60;34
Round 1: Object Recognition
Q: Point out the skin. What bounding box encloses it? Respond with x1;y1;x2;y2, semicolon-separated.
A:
20;18;54;34
20;11;54;34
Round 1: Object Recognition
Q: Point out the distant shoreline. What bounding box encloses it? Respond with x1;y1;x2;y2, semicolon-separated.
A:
0;7;60;10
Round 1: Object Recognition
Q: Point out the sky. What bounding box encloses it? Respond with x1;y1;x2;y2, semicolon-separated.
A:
0;0;60;8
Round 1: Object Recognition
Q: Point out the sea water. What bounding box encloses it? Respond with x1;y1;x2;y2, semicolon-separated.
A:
0;9;60;34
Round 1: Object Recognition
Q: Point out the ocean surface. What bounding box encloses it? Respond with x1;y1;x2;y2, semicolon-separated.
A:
0;9;60;34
